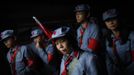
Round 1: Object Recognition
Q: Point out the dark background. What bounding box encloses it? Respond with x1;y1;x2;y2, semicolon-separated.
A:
0;0;134;75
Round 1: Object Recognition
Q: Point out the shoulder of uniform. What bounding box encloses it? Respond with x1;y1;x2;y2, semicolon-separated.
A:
46;44;54;50
19;45;28;51
79;52;97;65
26;43;34;48
47;44;53;47
129;31;134;40
87;23;98;33
7;50;10;54
81;52;96;59
20;45;27;48
77;26;81;32
90;21;97;25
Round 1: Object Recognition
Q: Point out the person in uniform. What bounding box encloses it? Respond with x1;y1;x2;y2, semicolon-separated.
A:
29;28;54;63
74;4;107;75
102;9;134;75
74;4;101;53
50;26;101;75
28;28;57;75
0;30;36;75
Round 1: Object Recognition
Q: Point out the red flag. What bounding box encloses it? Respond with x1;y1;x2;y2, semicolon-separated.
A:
32;16;52;39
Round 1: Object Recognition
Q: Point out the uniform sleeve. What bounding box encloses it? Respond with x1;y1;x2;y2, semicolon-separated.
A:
16;45;34;75
46;44;54;62
6;51;10;63
87;24;100;52
36;47;48;64
46;44;54;54
105;53;115;75
129;32;134;61
77;27;81;47
85;53;99;75
130;32;134;50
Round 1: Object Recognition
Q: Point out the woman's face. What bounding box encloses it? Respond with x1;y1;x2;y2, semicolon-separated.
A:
105;19;119;31
55;38;70;55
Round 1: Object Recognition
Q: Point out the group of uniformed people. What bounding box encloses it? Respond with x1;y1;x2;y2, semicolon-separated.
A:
0;4;134;75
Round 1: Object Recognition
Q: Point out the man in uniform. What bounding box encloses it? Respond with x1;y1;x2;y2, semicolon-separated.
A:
74;4;107;74
28;28;57;75
74;4;101;53
0;30;36;75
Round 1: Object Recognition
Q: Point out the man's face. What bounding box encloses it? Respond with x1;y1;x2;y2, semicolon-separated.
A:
105;19;119;31
4;37;15;48
55;38;70;55
75;11;88;23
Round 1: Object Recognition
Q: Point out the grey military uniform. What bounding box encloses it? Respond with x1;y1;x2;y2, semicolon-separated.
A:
60;50;100;75
7;45;34;75
105;32;134;75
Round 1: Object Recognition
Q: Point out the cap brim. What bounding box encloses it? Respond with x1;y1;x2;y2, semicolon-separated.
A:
103;16;116;21
74;10;84;12
30;35;37;38
74;9;89;12
48;34;65;42
103;16;117;21
0;35;12;42
30;34;41;38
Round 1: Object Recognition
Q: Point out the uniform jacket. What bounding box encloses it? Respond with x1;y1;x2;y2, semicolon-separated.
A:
28;42;55;75
60;50;100;75
77;22;100;52
105;31;134;75
7;45;35;75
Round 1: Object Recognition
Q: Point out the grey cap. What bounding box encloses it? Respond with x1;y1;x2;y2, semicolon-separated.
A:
74;4;90;12
31;29;43;38
0;30;14;41
50;26;70;40
102;9;118;21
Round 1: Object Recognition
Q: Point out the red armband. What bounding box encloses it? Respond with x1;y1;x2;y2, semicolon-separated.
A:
48;53;53;63
27;58;34;67
131;50;134;61
88;38;99;52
